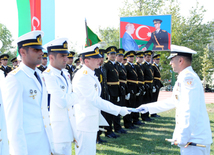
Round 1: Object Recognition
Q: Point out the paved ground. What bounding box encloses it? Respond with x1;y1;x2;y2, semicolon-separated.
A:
158;91;214;104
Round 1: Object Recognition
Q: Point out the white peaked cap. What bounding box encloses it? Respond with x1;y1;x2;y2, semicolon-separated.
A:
168;45;197;59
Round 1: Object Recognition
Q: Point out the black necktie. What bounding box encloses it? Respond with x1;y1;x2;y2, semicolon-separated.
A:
132;64;135;69
34;72;42;86
61;71;68;85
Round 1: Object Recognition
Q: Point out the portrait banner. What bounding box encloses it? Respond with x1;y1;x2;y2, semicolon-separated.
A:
120;15;171;51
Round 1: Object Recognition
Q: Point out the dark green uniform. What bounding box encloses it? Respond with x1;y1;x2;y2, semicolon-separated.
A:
124;62;138;128
141;61;154;121
102;60;120;136
65;64;76;80
37;65;47;72
0;65;12;77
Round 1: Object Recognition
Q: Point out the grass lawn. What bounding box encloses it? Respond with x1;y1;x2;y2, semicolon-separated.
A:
72;103;214;155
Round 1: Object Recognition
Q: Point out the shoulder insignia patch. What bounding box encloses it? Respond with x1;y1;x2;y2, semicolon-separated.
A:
10;67;20;74
83;70;87;75
184;77;194;87
44;68;51;73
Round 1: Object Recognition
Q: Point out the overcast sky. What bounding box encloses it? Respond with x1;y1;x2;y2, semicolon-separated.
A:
0;0;213;51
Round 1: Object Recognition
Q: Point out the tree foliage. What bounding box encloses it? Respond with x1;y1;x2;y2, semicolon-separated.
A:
0;23;16;66
98;0;214;85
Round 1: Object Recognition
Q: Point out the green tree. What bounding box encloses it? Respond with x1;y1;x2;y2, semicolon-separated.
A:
0;23;16;66
98;26;119;49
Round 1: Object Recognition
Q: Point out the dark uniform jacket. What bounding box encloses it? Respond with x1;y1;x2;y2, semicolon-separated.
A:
141;62;154;90
124;62;138;94
152;63;163;89
145;29;169;50
0;65;12;77
116;61;127;96
37;65;47;72
102;60;120;97
65;64;76;80
94;66;109;100
134;62;145;93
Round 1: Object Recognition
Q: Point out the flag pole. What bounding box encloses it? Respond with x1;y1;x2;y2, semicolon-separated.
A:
85;18;89;47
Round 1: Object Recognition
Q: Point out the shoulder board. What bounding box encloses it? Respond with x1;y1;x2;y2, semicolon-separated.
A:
162;30;166;32
44;68;51;73
104;60;108;63
10;67;20;75
0;66;3;69
124;62;129;66
83;70;88;75
142;62;145;64
152;64;155;66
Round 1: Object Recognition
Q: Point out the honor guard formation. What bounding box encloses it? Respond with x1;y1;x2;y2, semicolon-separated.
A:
0;30;212;155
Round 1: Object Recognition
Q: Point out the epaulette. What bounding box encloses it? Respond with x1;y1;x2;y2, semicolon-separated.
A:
142;62;145;64
124;62;129;66
162;30;166;32
44;68;51;73
10;67;20;75
104;60;108;63
83;70;87;75
152;63;155;66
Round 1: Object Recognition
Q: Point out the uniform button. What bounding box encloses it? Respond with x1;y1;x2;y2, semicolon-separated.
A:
41;107;43;109
45;125;47;128
0;139;2;142
68;109;70;111
43;116;45;119
49;123;51;126
0;129;1;131
47;106;49;108
69;117;71;119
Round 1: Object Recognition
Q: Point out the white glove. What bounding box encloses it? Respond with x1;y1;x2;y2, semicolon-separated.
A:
136;104;149;114
125;93;130;100
136;92;140;96
152;86;156;93
117;96;120;102
143;91;146;95
119;107;131;116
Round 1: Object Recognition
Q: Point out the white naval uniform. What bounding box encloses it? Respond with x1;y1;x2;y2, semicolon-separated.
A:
2;63;55;155
72;65;124;155
43;65;78;155
144;66;212;155
0;70;9;155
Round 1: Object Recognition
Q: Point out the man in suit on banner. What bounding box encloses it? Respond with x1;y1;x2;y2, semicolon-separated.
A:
122;23;141;51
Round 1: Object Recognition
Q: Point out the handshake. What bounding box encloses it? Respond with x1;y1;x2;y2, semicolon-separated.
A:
127;105;149;113
119;104;149;117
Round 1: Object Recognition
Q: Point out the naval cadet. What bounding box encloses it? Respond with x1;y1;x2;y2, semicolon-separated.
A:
151;54;163;117
74;58;80;67
94;49;108;144
72;44;130;155
142;19;169;51
102;46;120;138
66;51;76;80
43;38;78;155
115;48;128;134
11;57;18;69
133;52;145;125
137;45;212;155
0;52;9;155
0;54;12;77
141;50;154;122
37;52;48;72
2;31;55;155
124;51;139;129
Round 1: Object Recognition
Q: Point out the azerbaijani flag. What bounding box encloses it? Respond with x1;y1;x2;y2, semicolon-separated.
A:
16;0;55;48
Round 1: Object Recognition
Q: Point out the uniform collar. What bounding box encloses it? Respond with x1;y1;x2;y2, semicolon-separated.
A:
20;62;36;76
48;65;61;76
177;66;192;79
110;60;115;65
